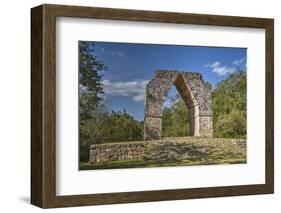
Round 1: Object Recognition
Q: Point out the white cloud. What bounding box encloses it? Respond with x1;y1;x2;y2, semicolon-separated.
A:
99;48;125;57
213;66;235;76
102;79;148;102
112;50;125;57
205;61;235;76
133;93;145;102
232;57;245;66
206;61;220;68
163;97;173;108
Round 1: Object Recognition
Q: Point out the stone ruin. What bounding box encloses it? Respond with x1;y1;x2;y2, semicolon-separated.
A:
89;138;246;164
144;70;213;140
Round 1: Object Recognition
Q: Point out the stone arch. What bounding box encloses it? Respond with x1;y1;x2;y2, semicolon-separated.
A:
144;70;213;140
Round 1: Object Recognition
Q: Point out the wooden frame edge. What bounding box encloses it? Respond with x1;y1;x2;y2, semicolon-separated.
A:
265;19;274;194
31;4;274;208
31;5;44;207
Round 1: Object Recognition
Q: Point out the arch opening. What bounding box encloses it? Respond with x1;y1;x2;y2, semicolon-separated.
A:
161;85;190;138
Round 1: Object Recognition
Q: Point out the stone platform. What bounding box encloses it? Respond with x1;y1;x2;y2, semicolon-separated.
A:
89;137;246;164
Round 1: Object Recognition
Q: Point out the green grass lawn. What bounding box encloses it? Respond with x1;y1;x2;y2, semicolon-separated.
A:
80;157;246;170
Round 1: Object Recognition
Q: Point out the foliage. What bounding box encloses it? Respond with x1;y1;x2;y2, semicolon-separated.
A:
79;41;106;119
79;42;143;162
162;95;189;137
212;71;247;138
80;110;143;162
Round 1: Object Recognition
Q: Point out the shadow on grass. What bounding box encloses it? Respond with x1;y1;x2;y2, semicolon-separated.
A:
80;157;246;170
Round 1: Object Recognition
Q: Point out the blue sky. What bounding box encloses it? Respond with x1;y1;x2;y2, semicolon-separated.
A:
82;41;246;121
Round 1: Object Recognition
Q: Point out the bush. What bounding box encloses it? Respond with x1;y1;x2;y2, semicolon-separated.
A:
79;110;143;162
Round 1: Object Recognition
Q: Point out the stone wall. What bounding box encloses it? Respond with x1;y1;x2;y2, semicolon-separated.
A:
89;138;246;164
144;70;213;140
89;143;144;163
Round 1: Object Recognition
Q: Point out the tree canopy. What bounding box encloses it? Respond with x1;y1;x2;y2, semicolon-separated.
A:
79;42;143;162
79;41;106;119
162;95;189;137
212;70;246;138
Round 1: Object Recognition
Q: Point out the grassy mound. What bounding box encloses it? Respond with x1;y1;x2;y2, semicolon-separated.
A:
80;137;246;170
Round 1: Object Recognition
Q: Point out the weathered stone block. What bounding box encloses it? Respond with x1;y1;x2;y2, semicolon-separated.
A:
144;116;162;140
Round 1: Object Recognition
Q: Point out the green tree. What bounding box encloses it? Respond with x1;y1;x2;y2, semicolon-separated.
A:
79;41;106;119
78;42;145;162
104;110;143;142
79;110;144;162
162;95;189;137
212;70;246;138
79;41;106;162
